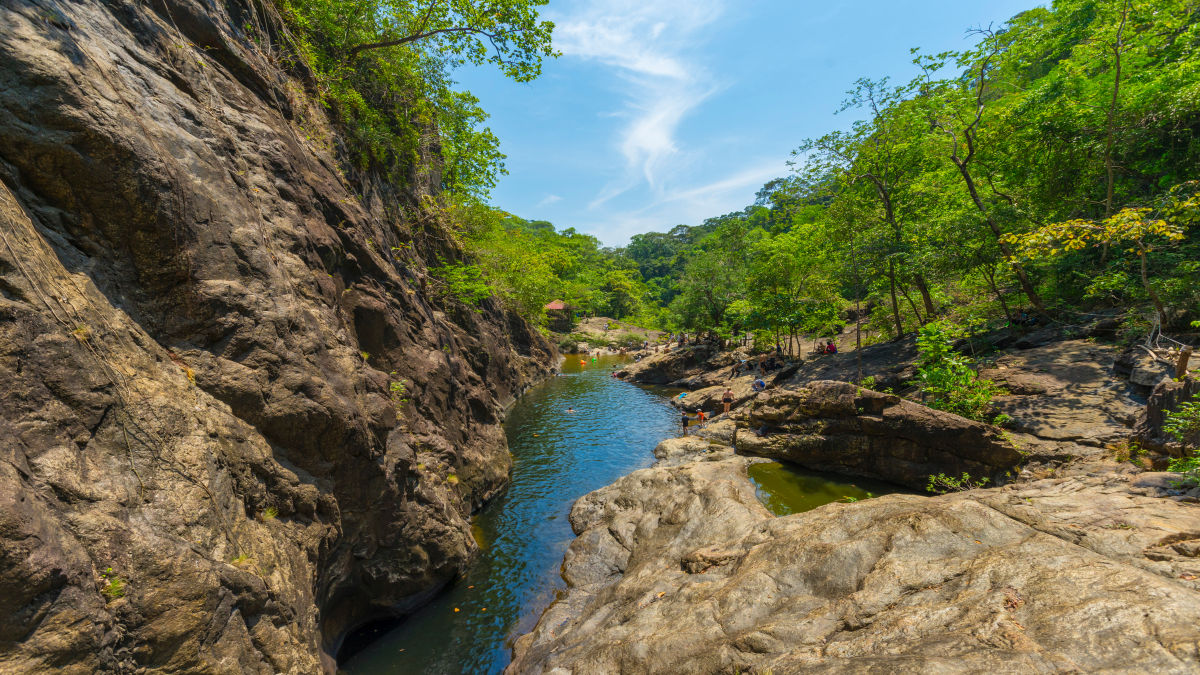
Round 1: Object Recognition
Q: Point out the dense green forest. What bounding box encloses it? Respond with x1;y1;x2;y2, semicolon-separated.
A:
282;0;1200;342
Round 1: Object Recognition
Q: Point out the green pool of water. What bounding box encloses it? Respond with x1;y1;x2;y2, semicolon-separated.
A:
747;461;906;516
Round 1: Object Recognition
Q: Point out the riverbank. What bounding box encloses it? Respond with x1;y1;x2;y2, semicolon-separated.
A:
342;355;680;674
508;332;1200;672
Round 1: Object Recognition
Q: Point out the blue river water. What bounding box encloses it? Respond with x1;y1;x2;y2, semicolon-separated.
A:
341;354;680;674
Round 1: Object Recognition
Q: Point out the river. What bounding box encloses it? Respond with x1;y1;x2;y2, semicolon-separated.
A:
341;354;679;674
341;354;902;674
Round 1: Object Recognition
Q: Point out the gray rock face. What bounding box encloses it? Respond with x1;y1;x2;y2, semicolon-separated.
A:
619;344;720;385
0;0;552;671
510;452;1200;674
981;340;1144;448
732;381;1022;490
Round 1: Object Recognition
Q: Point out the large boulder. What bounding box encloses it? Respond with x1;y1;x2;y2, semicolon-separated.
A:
732;381;1021;490
619;344;720;385
510;457;1200;674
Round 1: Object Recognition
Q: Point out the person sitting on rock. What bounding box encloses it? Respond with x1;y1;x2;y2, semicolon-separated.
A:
752;378;766;392
826;340;838;355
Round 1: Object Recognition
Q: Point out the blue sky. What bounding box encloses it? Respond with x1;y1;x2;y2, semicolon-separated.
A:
457;0;1040;247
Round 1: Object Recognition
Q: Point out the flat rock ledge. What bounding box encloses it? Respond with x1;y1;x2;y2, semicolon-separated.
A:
509;442;1200;674
733;381;1022;490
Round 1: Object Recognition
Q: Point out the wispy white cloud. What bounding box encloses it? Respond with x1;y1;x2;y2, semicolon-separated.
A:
536;194;563;207
551;0;725;204
578;158;789;246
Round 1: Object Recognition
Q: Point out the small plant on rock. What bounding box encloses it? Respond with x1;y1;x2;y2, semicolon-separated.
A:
99;567;126;600
261;506;278;521
388;373;409;420
926;472;990;494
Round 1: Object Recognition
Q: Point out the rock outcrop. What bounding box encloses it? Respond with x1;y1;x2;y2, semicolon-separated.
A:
510;443;1200;674
0;0;552;671
1137;377;1200;454
731;382;1022;490
981;339;1144;448
619;343;721;385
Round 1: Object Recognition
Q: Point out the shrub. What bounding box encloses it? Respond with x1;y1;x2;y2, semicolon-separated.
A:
926;472;990;494
615;333;645;350
1164;392;1200;445
913;320;1001;421
557;336;579;353
1168;455;1200;487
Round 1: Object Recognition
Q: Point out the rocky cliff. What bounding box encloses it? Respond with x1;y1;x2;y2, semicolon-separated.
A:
0;0;553;671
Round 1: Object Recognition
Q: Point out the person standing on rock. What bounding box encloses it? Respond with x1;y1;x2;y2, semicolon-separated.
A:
681;411;690;435
722;388;734;414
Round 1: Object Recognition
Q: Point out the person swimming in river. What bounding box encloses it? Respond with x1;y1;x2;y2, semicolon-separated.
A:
722;388;734;413
566;406;576;413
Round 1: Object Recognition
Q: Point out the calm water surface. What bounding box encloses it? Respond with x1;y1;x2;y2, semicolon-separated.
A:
748;461;906;516
341;355;678;674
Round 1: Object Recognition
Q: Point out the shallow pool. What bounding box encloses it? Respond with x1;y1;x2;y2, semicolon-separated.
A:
747;461;907;516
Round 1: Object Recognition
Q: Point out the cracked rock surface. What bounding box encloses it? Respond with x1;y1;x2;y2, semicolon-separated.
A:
510;444;1200;674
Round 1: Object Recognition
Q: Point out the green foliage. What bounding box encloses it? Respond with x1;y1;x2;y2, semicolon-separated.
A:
450;206;658;324
430;261;492;306
1169;454;1200;487
1164;392;1200;445
914;320;1001;421
99;567;126;600
261;506;279;521
614;333;646;350
388;373;409;420
278;0;555;197
926;472;991;494
621;0;1200;345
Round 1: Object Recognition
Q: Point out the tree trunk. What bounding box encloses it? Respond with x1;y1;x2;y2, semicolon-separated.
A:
951;157;1048;313
1104;0;1130;220
982;263;1015;324
887;260;904;337
913;274;936;317
1138;243;1168;326
901;284;925;325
